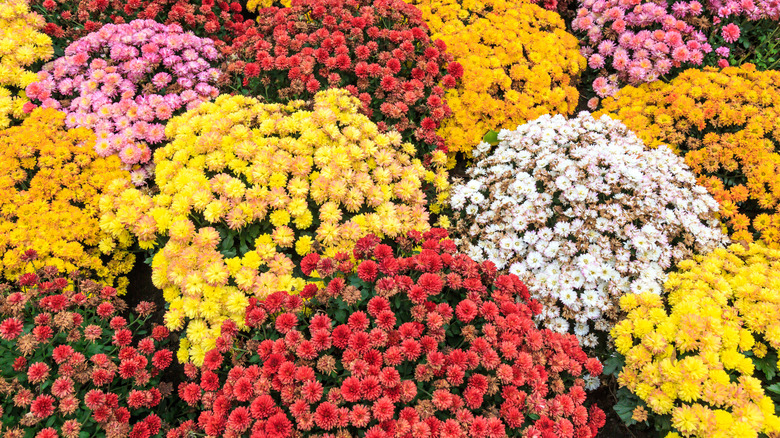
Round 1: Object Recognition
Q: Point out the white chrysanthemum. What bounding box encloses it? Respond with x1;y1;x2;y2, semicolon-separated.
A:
452;112;728;347
583;374;601;390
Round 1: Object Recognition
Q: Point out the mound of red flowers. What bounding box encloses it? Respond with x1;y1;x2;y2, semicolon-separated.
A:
0;251;176;438
223;0;462;157
169;229;606;438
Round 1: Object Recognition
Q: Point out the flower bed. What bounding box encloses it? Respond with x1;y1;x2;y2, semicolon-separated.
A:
30;0;250;55
99;88;447;365
0;261;175;436
610;242;780;437
450;112;726;348
223;0;460;158
407;0;585;162
25;19;221;184
574;0;780;102
168;230;606;437
598;65;780;247
0;0;779;434
0;108;134;292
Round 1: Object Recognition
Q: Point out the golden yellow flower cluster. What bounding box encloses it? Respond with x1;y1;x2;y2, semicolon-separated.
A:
0;109;134;292
597;65;780;247
613;242;780;438
0;0;53;129
408;0;585;163
99;89;443;365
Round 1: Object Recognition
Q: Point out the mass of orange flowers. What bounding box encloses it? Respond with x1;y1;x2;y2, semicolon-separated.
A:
598;65;780;246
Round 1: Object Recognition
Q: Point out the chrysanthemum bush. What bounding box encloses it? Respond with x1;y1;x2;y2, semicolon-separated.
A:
597;65;780;247
99;89;447;365
223;0;460;158
25;19;221;184
30;0;251;56
167;229;607;438
450;112;727;349
408;0;585;162
607;242;780;438
0;0;53;129
0;108;134;293
0;257;176;437
573;0;780;102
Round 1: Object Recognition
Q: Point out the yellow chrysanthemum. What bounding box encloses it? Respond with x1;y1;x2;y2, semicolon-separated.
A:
0;0;53;129
0;108;133;292
407;0;585;163
100;89;438;365
612;241;780;438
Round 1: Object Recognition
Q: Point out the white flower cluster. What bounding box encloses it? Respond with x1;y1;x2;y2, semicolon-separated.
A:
451;112;728;348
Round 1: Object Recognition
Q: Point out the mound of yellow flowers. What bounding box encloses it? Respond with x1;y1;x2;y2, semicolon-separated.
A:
100;88;445;365
0;108;134;291
598;65;780;247
0;0;53;129
408;0;585;163
612;242;780;438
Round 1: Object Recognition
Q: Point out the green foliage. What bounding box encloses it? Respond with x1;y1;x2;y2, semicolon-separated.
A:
709;18;780;70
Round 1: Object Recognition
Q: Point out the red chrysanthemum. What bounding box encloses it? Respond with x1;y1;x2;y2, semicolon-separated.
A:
357;260;379;282
275;312;298;334
27;362;50;384
179;382;201;406
32;324;53;342
96;302;115;318
0;317;23;340
51;376;74;398
372;396;395;422
227;406;252;432
30;394;55;418
152;349;173;370
314;402;339;430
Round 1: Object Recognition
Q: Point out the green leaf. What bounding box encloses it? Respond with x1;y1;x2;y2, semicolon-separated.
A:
334;309;347;324
753;352;778;380
482;130;500;145
654;415;672;433
349;277;365;290
221;236;234;251
527;413;540;421
613;390;639;426
766;383;780;394
603;354;625;376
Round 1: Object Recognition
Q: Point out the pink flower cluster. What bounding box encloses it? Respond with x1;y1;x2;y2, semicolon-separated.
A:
708;0;780;21
575;0;780;102
573;0;712;98
24;19;221;184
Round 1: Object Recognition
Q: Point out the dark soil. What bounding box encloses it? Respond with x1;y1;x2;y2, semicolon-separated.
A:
123;252;188;391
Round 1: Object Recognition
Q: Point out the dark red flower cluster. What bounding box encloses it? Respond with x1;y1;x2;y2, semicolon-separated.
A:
168;229;605;438
31;0;253;53
223;0;462;156
0;265;175;437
